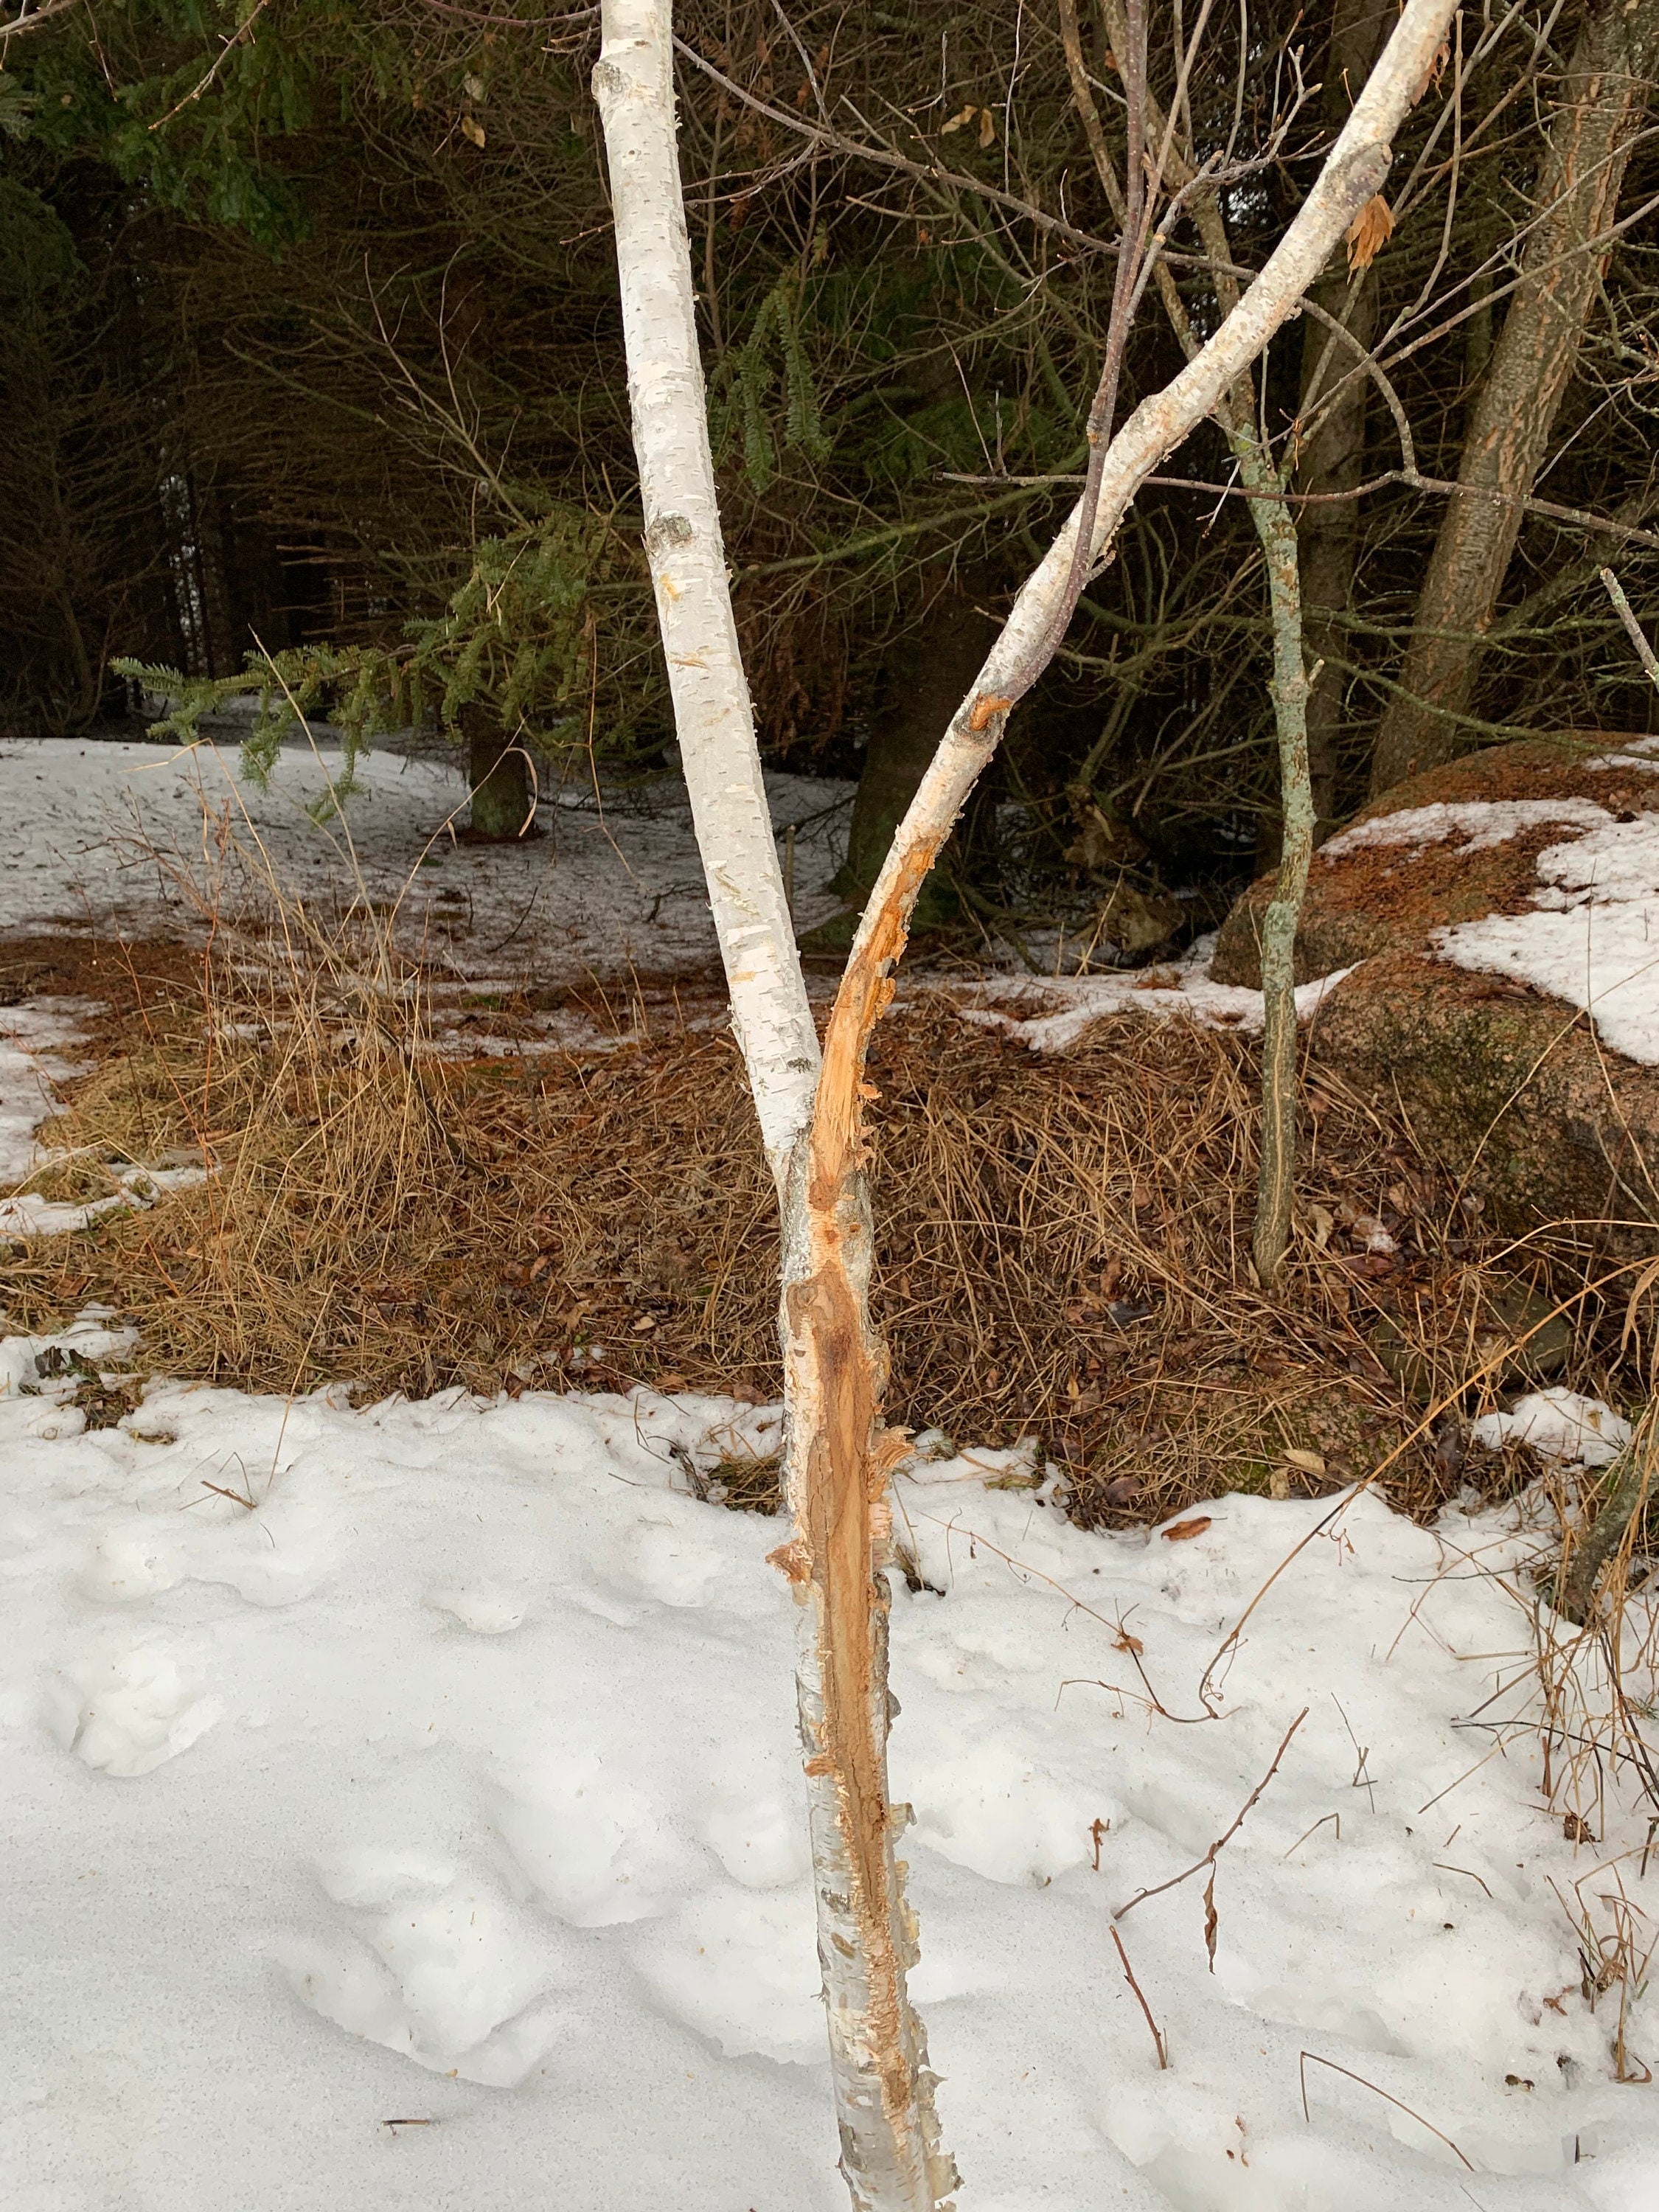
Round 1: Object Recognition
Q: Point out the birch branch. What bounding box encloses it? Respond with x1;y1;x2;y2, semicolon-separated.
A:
815;0;1463;1178
593;0;820;1186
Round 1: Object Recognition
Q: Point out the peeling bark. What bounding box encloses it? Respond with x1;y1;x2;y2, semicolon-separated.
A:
596;0;1460;2199
594;4;950;2199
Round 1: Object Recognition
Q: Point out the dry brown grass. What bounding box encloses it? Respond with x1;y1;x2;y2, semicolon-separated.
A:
1;905;1643;1529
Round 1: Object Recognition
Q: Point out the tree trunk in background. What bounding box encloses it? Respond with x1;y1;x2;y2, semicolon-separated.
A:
462;703;535;839
1295;0;1394;832
833;594;998;926
1370;0;1659;794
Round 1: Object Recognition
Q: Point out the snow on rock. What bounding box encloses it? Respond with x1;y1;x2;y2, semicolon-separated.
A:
1252;775;1659;1070
1319;798;1618;862
1472;1389;1634;1468
1437;813;1659;1066
4;1331;1659;2207
0;737;850;983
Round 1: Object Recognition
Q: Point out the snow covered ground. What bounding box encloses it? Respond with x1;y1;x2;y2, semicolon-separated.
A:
0;1003;91;1186
4;1317;1659;2211
0;737;852;982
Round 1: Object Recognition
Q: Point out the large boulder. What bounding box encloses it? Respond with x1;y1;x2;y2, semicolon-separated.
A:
1212;737;1659;1235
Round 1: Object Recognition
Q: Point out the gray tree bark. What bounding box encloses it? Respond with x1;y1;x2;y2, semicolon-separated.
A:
462;703;535;840
827;594;998;934
1371;0;1659;793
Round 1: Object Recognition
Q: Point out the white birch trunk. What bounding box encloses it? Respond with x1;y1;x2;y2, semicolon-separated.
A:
595;7;954;2205
591;0;817;1188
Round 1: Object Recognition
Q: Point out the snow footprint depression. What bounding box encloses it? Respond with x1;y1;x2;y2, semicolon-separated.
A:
3;1332;1658;2209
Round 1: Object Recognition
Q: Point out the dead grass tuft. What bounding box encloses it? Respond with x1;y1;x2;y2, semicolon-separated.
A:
2;915;1643;1527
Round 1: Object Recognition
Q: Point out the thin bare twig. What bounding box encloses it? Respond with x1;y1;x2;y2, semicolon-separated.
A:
1600;567;1659;689
1299;2051;1475;2169
1114;1708;1308;1918
1110;1925;1169;2067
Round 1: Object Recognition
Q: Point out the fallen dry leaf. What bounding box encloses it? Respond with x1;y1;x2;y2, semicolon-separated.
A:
1281;1447;1326;1477
1113;1630;1145;1656
1162;1515;1212;1543
1346;193;1394;273
939;103;978;135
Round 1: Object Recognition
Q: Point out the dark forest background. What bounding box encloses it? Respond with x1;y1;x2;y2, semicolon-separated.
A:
2;0;1656;922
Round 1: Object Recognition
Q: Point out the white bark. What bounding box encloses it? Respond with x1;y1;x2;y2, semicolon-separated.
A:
592;0;818;1188
844;0;1462;973
595;7;953;2204
597;1;1457;2203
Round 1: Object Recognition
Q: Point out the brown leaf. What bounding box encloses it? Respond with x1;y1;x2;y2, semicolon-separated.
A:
977;104;997;150
1162;1515;1212;1543
1345;193;1394;273
1101;1475;1141;1509
459;113;487;149
1113;1630;1145;1656
939;103;977;135
1563;1810;1597;1844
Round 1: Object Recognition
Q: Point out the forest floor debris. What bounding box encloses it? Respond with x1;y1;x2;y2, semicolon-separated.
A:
0;923;1643;1533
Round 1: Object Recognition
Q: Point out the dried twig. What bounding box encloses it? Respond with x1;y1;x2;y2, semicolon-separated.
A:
1298;2051;1475;2169
1115;1708;1308;1919
1599;566;1659;689
1110;1925;1168;2068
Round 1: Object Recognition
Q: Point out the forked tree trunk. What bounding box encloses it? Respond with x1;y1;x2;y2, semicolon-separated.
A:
595;0;1458;2198
1370;0;1659;793
593;10;952;2203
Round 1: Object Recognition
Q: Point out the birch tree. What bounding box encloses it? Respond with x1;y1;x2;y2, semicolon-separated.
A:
592;0;1461;2199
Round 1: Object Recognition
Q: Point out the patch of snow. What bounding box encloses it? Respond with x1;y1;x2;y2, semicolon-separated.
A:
0;1160;210;1243
1436;813;1659;1064
1321;798;1618;862
1472;1389;1633;1468
964;934;1353;1053
4;1330;1658;2205
0;998;100;1183
0;738;852;984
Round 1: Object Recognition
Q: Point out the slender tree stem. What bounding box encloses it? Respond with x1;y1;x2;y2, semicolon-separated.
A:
1244;449;1313;1293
